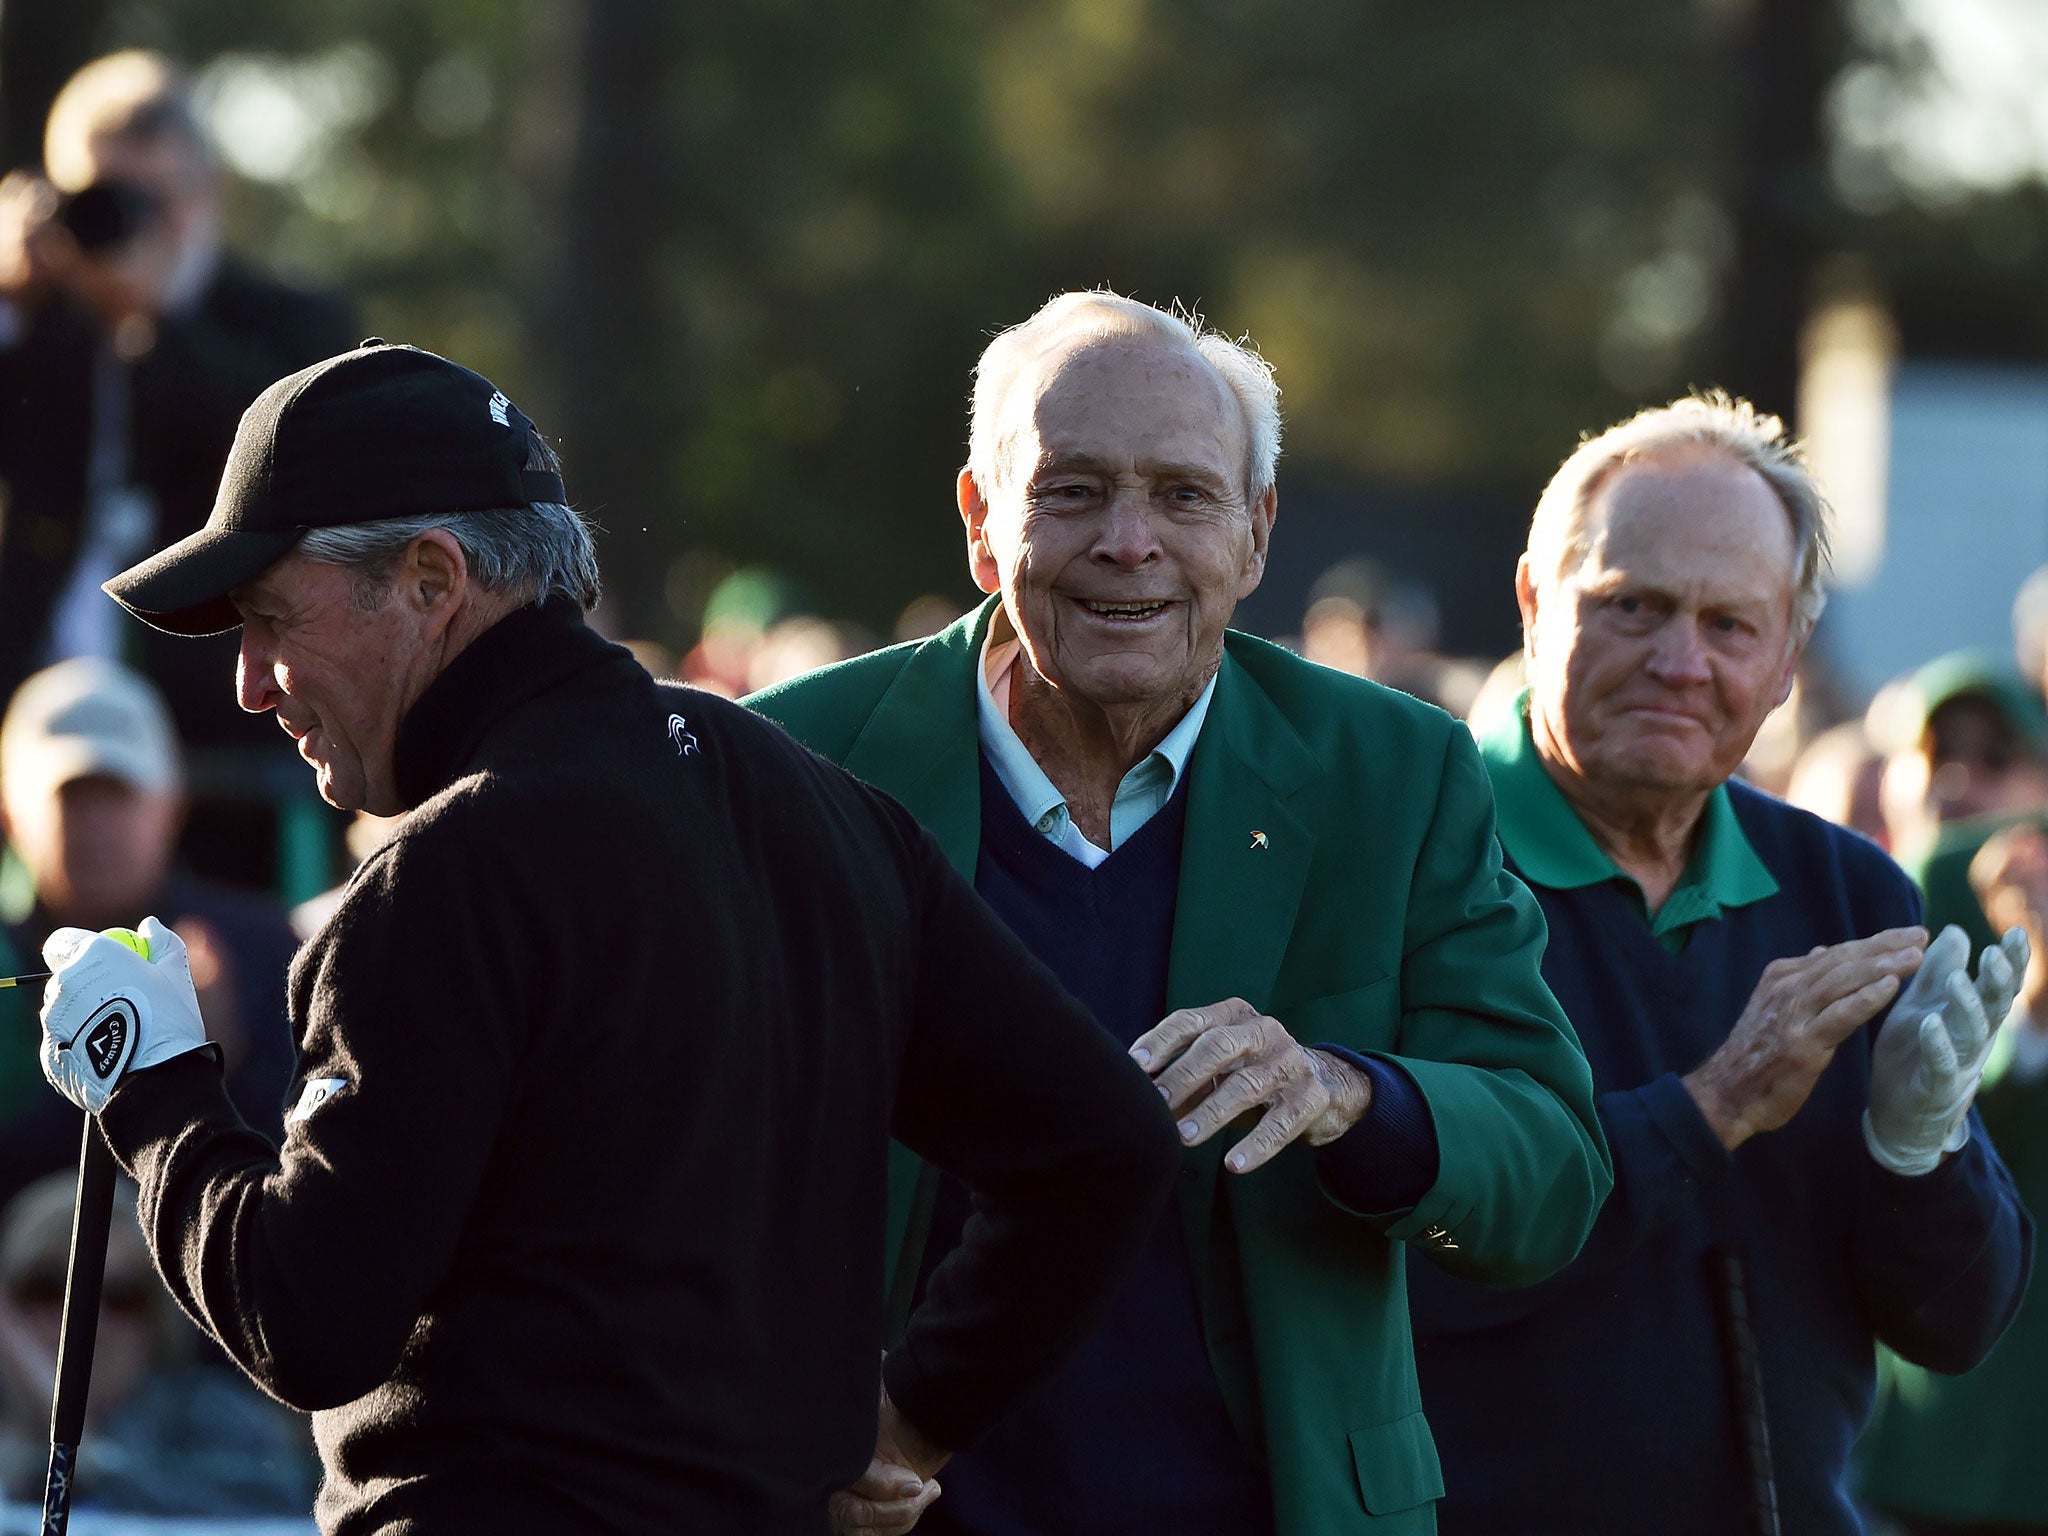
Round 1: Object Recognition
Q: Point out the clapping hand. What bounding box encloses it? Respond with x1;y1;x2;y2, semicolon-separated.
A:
1865;924;2028;1175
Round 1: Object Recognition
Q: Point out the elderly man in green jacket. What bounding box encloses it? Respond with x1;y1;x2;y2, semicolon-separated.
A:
751;291;1610;1536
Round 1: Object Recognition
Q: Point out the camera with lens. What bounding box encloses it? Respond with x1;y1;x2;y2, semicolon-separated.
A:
53;181;161;254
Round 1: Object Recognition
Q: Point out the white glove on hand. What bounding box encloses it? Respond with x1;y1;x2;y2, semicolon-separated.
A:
1865;924;2028;1175
39;916;209;1115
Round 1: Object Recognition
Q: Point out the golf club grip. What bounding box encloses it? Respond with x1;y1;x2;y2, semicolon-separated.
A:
1708;1244;1781;1536
42;1118;118;1532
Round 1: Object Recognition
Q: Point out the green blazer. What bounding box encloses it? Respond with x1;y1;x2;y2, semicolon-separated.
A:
749;602;1610;1535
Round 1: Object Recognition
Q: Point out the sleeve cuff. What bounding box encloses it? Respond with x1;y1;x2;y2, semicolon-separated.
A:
1312;1047;1441;1214
98;1047;233;1170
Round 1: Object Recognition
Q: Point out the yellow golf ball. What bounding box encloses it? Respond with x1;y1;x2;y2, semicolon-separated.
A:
103;927;149;959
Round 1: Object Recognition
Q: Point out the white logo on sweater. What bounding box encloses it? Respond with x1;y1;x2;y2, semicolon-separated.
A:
668;715;700;757
289;1077;349;1125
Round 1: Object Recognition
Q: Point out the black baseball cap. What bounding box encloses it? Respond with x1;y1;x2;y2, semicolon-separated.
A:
105;340;567;636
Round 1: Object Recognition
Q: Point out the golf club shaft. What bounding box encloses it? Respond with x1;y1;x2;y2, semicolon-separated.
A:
0;972;50;990
41;1118;117;1534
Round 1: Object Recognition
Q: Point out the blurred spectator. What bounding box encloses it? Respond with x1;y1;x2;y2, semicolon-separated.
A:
1785;720;1888;847
2013;563;2048;702
1743;652;1856;796
1464;652;1528;735
0;658;297;1206
1877;653;2048;847
0;1171;313;1517
1859;822;2048;1535
0;50;357;889
679;566;807;696
893;593;967;645
1877;652;2048;950
1299;557;1487;712
746;616;871;694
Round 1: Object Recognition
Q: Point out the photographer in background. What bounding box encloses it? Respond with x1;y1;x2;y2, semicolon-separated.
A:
0;49;355;888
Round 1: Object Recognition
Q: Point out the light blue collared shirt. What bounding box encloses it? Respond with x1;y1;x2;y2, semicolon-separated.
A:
975;634;1216;869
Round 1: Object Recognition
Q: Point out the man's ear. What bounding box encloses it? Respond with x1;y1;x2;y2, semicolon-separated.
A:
1514;554;1541;662
1236;484;1278;599
1774;626;1809;712
958;468;1001;596
405;529;469;617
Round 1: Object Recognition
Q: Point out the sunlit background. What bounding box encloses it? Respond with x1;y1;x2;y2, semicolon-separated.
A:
5;0;2042;672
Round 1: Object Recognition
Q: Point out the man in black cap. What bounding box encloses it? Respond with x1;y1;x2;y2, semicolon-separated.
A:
27;341;1182;1533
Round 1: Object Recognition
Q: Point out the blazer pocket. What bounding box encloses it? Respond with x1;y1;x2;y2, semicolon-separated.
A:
1350;1410;1445;1515
1275;974;1398;1054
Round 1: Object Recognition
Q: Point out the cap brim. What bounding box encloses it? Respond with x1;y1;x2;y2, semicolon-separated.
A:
103;525;304;636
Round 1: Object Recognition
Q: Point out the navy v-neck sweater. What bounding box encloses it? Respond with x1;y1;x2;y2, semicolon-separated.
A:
913;754;1273;1536
1410;782;2031;1536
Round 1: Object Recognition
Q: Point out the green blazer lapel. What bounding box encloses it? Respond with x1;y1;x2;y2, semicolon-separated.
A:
1167;643;1323;1278
843;597;995;877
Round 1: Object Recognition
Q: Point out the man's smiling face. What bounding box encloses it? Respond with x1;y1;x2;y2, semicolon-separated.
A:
962;334;1273;717
232;554;429;814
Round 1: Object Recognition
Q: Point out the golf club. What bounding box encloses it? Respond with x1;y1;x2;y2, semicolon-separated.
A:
41;1115;118;1533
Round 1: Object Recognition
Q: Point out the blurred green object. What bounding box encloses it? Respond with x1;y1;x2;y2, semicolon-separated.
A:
700;567;807;637
277;792;336;911
1859;1026;2048;1526
0;899;39;1126
1894;810;2041;958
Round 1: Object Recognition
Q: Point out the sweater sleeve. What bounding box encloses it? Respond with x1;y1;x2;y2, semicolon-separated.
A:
100;826;529;1411
1358;724;1613;1285
1407;1070;1739;1334
1851;1118;2032;1373
881;828;1182;1452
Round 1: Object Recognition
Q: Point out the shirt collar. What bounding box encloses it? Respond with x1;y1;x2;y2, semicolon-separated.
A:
391;597;627;810
1476;688;1777;928
973;618;1215;833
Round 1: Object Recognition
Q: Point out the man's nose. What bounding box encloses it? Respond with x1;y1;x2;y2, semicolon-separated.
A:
1091;488;1162;569
1642;618;1712;683
235;639;278;714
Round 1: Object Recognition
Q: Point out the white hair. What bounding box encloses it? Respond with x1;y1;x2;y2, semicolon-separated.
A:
297;501;600;611
1527;390;1833;634
967;290;1282;499
295;434;599;609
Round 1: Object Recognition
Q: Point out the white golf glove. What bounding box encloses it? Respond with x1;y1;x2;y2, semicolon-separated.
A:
1864;924;2028;1176
39;917;210;1115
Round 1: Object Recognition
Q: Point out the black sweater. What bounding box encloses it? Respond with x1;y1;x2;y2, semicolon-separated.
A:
100;599;1180;1534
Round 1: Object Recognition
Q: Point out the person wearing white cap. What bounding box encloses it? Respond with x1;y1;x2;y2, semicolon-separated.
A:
0;657;296;1205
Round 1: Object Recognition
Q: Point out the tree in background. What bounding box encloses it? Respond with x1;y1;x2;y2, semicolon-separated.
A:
1;0;2039;650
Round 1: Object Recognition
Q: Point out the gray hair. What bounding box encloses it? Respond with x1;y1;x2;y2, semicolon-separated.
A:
968;290;1282;500
1527;390;1833;634
296;500;601;611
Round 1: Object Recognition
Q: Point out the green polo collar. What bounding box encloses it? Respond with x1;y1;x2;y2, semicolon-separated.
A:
1476;690;1778;948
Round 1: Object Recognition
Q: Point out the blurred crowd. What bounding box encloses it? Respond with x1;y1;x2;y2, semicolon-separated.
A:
0;37;2045;1536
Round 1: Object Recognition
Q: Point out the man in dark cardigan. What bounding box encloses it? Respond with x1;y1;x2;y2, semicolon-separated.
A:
1410;392;2034;1536
24;342;1181;1533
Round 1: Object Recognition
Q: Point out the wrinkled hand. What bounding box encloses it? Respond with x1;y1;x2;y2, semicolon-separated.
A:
1130;998;1372;1174
1684;928;1927;1152
39;917;209;1114
1866;925;2028;1175
829;1381;948;1534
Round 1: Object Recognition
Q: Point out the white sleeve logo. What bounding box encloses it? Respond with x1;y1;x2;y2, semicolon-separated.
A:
289;1077;350;1124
